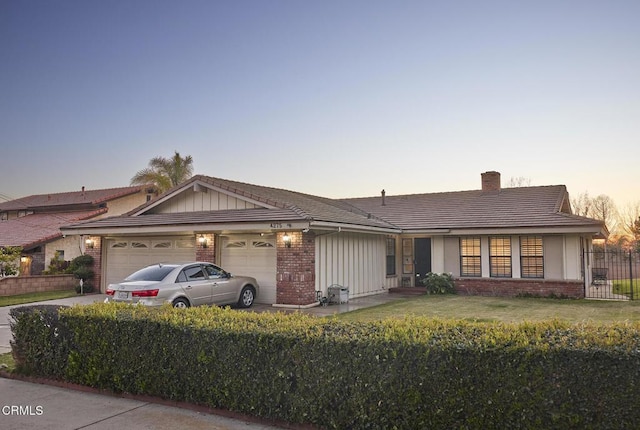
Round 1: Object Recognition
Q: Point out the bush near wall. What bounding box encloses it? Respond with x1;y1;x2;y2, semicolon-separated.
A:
10;304;640;429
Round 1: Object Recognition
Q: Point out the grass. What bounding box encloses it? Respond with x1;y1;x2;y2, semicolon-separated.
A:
612;279;640;298
0;290;78;307
0;352;15;372
334;295;640;324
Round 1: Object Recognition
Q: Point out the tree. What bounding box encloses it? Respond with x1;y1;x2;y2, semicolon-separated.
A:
0;246;22;276
591;194;618;234
131;151;194;193
505;176;532;187
571;191;592;217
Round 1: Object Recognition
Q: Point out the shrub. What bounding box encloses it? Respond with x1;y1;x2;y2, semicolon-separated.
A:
9;305;70;378
43;251;70;275
420;272;455;294
66;255;94;293
11;304;640;429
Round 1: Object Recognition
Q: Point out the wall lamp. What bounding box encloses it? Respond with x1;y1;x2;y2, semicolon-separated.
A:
198;235;208;248
282;233;292;248
85;238;94;249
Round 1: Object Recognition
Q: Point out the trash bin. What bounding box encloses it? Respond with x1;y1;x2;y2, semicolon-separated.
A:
328;284;349;304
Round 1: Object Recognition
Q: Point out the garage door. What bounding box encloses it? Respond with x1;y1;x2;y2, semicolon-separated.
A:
104;237;196;290
220;235;276;304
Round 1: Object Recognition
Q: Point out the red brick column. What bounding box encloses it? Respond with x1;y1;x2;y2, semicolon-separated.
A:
195;233;215;263
84;236;102;292
276;231;316;305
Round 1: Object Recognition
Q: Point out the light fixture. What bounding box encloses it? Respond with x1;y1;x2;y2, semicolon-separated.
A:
198;235;208;248
282;233;292;248
85;238;94;249
20;256;28;263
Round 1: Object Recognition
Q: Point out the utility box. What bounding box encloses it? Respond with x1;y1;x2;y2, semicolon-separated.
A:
328;284;349;304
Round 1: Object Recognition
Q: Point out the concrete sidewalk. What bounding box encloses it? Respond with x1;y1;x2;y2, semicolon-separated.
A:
0;378;283;430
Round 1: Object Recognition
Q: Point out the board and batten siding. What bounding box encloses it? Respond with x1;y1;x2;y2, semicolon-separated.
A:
315;232;392;298
150;187;261;214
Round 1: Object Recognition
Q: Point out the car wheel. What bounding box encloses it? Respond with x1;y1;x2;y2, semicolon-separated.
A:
238;286;255;308
172;297;190;308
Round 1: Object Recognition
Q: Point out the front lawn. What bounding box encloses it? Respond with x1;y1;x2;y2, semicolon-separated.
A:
334;295;640;324
612;279;640;298
0;290;78;307
0;353;15;372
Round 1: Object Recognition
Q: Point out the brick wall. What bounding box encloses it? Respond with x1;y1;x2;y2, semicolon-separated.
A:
454;277;584;298
276;231;316;305
84;236;102;291
0;274;76;296
196;234;215;263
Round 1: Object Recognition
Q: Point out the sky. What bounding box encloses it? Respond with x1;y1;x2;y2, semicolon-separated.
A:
1;0;638;208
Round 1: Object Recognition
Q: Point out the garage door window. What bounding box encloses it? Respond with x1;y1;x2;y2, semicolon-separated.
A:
131;241;149;248
111;242;128;249
153;241;172;249
252;241;274;248
225;241;247;249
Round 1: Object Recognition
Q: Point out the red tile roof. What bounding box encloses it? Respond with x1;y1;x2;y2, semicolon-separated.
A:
0;210;106;249
0;185;150;211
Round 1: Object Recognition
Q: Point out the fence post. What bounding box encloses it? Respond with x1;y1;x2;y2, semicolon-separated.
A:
630;250;634;301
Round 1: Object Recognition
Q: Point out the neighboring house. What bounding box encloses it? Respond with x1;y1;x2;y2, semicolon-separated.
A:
60;172;607;306
0;185;156;275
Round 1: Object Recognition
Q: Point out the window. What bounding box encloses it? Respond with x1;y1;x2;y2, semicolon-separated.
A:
203;264;226;279
180;266;206;282
386;237;396;276
153;241;172;249
490;237;512;278
460;237;481;277
225;241;247;249
252;241;274;248
521;236;544;278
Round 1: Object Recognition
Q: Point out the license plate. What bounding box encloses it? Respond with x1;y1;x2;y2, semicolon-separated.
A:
117;291;130;300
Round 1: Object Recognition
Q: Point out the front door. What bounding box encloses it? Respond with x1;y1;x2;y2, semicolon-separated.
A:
414;238;432;287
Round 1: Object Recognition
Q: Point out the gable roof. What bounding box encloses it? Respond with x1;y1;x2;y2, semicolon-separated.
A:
61;175;607;237
0;185;151;212
63;176;399;234
0;210;107;250
342;185;607;235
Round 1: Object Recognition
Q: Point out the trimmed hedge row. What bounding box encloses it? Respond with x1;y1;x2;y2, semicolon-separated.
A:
10;303;640;429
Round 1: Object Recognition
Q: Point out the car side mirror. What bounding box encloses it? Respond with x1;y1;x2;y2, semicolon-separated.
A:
226;272;232;278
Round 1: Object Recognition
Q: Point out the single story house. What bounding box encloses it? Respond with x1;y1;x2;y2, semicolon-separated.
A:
60;171;607;306
0;185;156;275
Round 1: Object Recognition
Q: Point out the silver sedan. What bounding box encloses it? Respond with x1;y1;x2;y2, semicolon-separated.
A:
105;262;259;308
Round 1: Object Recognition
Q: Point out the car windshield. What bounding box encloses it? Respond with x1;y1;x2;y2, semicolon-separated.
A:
125;265;177;282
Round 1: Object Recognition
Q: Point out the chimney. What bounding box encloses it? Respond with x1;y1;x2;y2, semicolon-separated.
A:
481;171;501;192
381;189;386;206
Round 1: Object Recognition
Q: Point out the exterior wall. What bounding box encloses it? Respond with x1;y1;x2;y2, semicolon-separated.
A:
277;231;316;305
443;237;460;276
105;191;152;217
544;236;564;279
315;231;390;298
434;234;585;282
196;233;216;263
454;277;584;298
44;236;84;268
149;187;261;214
0;274;76;296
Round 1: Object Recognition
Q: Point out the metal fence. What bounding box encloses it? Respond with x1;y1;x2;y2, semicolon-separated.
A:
584;250;640;300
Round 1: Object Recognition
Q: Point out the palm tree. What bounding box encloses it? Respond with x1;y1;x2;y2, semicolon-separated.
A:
131;151;194;193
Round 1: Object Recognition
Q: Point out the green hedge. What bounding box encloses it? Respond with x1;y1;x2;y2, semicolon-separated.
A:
10;303;640;429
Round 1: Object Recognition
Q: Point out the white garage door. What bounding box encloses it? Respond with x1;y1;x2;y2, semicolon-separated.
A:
104;237;196;290
220;235;276;304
